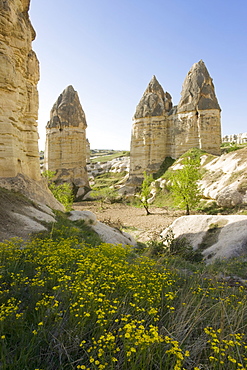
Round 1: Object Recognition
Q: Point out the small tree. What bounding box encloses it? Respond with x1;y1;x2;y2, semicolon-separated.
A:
169;155;202;215
138;171;153;215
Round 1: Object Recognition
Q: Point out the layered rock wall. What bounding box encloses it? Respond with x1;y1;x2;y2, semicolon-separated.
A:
44;85;89;199
129;61;221;183
0;0;40;180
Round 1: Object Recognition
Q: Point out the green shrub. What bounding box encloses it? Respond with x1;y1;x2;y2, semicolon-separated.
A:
137;171;153;215
168;154;203;215
162;229;203;262
221;142;242;153
42;170;74;211
90;187;120;204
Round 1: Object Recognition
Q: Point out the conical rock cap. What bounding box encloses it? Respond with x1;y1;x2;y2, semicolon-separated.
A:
177;60;220;113
47;85;87;129
134;76;172;119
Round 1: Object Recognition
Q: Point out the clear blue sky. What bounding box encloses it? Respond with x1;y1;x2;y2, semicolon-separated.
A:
30;0;247;151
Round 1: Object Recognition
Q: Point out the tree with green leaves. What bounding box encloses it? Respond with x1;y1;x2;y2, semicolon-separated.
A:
169;155;202;215
138;171;153;215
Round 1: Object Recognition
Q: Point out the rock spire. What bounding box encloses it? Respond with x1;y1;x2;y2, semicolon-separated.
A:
44;86;89;199
128;61;221;185
47;85;87;129
134;76;172;119
129;77;172;185
177;60;220;112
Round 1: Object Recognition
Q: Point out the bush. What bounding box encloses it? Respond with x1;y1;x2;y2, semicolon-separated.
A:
162;229;203;262
168;153;203;215
42;170;74;211
137;171;153;215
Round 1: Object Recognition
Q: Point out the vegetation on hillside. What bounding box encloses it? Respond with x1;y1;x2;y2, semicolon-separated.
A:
42;170;74;211
2;144;247;368
221;141;247;154
167;152;203;215
1;217;247;369
91;150;130;163
90;172;124;204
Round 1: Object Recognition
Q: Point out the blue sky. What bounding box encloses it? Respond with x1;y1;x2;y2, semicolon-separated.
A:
30;0;247;150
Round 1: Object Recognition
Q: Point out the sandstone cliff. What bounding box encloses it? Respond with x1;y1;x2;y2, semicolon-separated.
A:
0;0;40;180
129;61;221;185
44;85;89;199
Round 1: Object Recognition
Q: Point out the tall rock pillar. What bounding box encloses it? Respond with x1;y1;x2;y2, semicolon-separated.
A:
129;76;172;185
172;60;221;157
0;0;40;180
44;85;89;199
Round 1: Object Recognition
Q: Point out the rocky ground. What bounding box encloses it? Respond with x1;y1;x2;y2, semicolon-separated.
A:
73;201;183;242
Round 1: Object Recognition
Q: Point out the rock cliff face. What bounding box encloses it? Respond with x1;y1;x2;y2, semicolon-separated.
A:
44;85;89;199
129;61;221;184
0;0;40;180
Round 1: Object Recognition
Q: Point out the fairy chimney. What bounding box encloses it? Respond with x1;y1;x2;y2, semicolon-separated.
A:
129;61;221;184
44;85;89;199
171;60;221;158
129;76;172;185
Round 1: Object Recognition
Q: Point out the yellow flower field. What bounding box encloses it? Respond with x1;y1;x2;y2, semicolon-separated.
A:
0;232;247;369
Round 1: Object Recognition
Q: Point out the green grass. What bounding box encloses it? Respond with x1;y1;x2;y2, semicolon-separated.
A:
1;215;247;369
91;172;125;190
91;151;129;163
220;142;247;153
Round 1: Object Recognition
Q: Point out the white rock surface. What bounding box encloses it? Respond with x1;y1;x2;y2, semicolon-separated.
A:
87;157;130;178
200;147;247;206
23;206;56;223
92;222;137;246
68;210;137;247
68;210;97;225
161;215;247;263
12;213;48;233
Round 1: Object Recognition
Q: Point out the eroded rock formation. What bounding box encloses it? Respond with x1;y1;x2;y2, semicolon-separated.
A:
161;215;247;263
129;76;172;185
44;85;89;199
0;0;40;180
129;60;221;184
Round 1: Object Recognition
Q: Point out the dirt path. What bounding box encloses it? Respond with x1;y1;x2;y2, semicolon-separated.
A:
73;202;183;242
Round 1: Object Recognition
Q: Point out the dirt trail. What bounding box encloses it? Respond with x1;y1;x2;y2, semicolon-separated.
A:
73;202;183;242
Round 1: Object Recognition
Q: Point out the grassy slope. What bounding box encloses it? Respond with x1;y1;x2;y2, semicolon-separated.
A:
91;150;129;163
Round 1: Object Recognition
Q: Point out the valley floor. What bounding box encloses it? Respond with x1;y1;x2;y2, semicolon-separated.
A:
73;201;183;242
